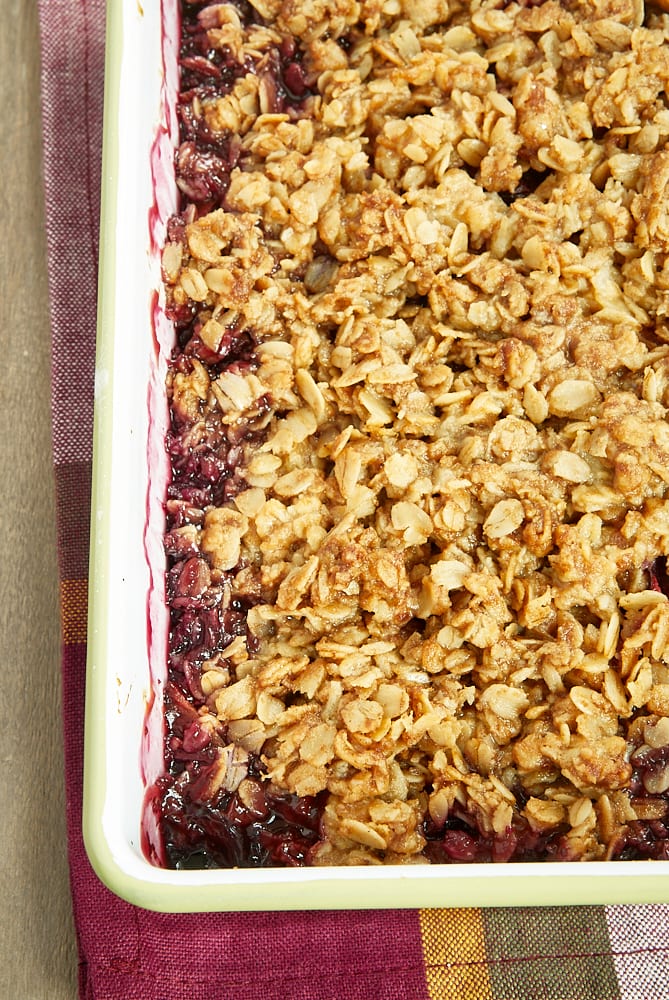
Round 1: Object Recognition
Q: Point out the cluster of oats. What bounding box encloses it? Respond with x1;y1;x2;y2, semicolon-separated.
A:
163;0;669;863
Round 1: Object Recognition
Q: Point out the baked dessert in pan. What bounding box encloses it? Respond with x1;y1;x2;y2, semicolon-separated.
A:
152;0;669;869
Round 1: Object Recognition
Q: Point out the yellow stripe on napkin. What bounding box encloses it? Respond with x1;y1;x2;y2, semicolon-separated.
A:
59;578;88;643
419;908;493;1000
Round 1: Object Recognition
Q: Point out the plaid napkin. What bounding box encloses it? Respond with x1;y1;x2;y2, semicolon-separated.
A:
38;2;669;998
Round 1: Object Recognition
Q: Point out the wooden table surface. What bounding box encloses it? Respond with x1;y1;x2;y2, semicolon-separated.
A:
1;2;79;995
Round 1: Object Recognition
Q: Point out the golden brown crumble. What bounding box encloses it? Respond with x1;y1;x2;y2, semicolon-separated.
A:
163;0;669;864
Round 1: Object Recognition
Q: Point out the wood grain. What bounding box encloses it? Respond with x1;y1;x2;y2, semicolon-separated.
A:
0;1;79;996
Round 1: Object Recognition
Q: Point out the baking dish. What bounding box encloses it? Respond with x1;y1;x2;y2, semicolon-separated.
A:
83;0;669;911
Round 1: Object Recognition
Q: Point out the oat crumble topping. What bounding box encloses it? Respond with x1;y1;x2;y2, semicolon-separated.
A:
157;0;669;866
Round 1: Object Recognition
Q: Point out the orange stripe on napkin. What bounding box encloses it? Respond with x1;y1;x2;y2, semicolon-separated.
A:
419;908;493;1000
60;578;88;643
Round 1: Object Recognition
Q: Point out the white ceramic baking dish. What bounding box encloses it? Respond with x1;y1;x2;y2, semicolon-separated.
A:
83;0;669;911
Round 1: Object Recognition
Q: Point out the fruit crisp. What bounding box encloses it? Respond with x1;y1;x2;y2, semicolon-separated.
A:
154;0;669;867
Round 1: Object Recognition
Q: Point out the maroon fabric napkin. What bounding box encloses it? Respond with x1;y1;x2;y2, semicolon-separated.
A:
38;2;669;998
